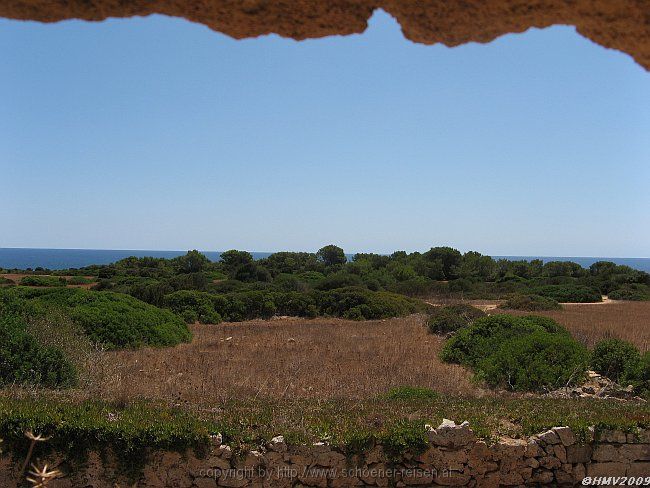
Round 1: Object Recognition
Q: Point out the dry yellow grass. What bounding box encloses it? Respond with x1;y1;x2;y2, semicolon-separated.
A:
106;315;479;404
507;301;650;352
102;302;650;406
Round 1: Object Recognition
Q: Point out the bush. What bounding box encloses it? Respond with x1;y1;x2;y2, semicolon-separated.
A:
21;288;191;350
169;287;420;323
0;277;14;285
0;292;77;388
315;272;364;291
68;276;94;285
210;291;283;321
440;313;584;392
499;294;561;311
591;339;641;384
387;386;438;400
387;278;441;297
0;318;77;388
163;290;223;324
272;292;318;318
20;275;67;287
477;331;589;391
427;304;485;335
638;352;650;395
517;315;570;335
314;287;421;320
534;284;601;303
441;314;547;367
608;285;650;301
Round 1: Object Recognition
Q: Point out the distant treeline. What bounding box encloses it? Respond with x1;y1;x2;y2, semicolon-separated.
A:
2;245;649;391
4;246;649;306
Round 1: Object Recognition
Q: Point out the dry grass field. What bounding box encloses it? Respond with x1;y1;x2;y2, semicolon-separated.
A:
508;301;650;352
100;301;649;406
106;315;480;405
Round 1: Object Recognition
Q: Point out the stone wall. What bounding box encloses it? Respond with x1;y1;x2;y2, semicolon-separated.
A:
1;419;648;487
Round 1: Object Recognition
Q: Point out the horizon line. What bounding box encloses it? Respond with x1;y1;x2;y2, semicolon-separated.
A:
1;247;648;260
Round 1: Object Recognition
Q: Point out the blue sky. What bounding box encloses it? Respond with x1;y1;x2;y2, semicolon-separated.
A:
1;11;648;256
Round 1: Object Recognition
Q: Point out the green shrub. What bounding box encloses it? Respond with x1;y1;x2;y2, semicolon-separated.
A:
0;292;77;388
517;315;570;335
477;331;589;391
427;304;485;335
440;313;584;392
272;274;307;292
638;352;650;395
387;386;438;400
314;272;364;291
210;280;246;293
0;319;77;388
20;275;67;287
591;339;641;384
440;314;547;367
210;291;285;321
67;276;94;285
534;284;601;303
386;278;440;297
163;290;222;324
167;287;420;323
297;271;326;285
0;277;14;285
21;288;191;350
272;292;319;318
608;285;650;301
499;294;561;311
314;287;421;320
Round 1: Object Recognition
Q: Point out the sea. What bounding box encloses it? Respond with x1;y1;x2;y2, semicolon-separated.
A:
0;248;649;273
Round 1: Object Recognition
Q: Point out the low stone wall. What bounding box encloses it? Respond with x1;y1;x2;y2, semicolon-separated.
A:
1;420;648;487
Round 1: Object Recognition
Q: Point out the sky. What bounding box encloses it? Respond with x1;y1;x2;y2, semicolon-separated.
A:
1;11;649;257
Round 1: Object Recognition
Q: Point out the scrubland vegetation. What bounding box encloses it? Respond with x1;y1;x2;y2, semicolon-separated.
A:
498;294;562;311
19;275;66;287
1;246;649;456
508;301;650;351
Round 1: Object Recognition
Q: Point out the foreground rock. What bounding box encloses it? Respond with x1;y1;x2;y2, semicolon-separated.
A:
1;420;648;487
0;1;648;70
546;370;646;402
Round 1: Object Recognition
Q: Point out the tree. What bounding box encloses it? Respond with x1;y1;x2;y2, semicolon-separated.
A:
316;245;346;267
423;247;462;280
234;262;271;283
543;261;585;278
460;251;496;281
219;250;253;269
175;250;210;274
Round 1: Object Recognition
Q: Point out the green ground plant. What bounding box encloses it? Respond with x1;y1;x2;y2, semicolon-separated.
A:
0;291;77;388
67;276;94;285
498;294;562;311
426;304;486;334
533;284;602;303
386;386;439;400
608;284;650;301
477;331;589;391
19;276;66;287
591;338;642;385
441;314;588;391
12;288;191;349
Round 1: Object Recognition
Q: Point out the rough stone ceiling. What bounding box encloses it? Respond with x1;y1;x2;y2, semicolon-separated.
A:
1;1;649;70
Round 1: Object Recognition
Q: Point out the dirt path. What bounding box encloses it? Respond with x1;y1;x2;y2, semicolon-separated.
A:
424;299;501;312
